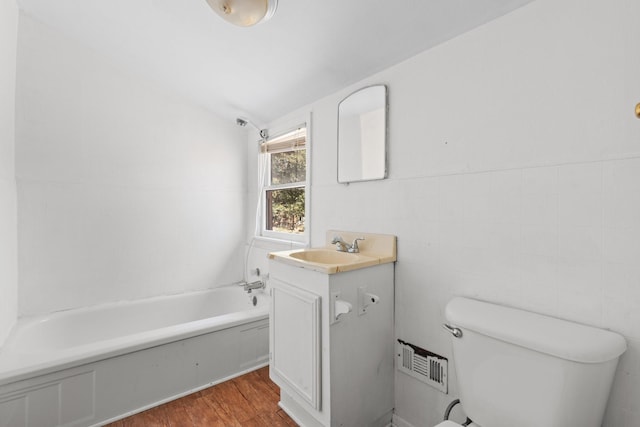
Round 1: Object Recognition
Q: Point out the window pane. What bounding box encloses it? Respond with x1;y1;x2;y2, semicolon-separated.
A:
265;187;305;234
271;149;306;185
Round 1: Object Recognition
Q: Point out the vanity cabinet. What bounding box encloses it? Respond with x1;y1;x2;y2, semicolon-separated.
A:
269;259;394;427
270;279;321;410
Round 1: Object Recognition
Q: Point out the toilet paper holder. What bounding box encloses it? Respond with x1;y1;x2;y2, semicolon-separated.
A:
331;291;352;324
358;286;380;315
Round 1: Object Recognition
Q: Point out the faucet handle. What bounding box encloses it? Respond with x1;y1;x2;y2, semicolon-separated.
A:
350;237;365;253
332;236;349;252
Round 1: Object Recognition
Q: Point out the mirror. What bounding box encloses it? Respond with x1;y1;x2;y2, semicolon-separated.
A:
337;84;388;183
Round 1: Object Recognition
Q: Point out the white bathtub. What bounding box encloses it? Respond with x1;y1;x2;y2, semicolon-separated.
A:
0;284;269;426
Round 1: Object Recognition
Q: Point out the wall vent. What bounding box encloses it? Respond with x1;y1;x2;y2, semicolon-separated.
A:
397;339;448;394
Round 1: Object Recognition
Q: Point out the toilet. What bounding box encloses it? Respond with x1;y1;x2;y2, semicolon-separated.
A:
437;297;627;427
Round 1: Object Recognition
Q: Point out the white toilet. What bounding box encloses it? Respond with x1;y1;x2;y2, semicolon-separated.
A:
437;297;627;427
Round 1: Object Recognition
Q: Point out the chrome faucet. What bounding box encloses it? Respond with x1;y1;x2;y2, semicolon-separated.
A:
244;280;265;293
350;237;365;253
331;236;365;253
331;236;350;252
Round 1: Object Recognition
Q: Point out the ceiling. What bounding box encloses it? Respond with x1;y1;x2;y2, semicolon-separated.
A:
17;0;533;125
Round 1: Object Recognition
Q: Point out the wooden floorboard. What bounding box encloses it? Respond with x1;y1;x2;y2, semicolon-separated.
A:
163;399;195;427
104;366;297;427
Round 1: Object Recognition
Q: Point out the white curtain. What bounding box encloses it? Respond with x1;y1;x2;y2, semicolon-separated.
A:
254;151;268;237
244;148;267;281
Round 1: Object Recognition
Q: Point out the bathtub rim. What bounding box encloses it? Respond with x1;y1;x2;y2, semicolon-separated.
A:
0;287;269;387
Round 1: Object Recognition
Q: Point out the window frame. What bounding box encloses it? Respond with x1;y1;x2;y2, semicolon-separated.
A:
259;122;310;244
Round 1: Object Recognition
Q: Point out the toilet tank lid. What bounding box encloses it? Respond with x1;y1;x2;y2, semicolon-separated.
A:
445;297;627;363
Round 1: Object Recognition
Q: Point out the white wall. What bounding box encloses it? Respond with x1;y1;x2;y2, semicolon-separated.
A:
250;0;640;425
15;14;248;316
0;0;18;344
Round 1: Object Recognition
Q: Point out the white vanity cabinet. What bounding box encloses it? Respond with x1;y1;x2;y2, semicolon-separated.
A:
269;258;395;427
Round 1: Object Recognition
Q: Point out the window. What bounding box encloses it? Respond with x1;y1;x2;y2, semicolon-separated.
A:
260;125;308;241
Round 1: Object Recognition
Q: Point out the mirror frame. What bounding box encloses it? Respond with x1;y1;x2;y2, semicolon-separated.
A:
337;84;388;184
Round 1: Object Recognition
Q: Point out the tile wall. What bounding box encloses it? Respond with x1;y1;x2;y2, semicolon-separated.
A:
0;0;19;344
249;0;640;425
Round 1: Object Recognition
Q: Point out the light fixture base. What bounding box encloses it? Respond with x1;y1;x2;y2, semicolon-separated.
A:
205;0;278;27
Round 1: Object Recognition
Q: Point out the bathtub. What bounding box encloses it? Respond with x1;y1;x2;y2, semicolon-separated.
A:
0;284;269;426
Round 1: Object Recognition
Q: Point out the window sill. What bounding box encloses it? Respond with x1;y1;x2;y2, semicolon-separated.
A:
250;235;307;251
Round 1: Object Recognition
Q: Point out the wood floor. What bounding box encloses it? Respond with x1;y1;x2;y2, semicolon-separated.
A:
104;366;297;427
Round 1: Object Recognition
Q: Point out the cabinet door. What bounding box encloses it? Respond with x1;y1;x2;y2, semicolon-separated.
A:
270;280;321;410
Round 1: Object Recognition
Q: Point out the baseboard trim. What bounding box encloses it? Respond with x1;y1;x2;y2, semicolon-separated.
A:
278;392;324;427
392;413;416;427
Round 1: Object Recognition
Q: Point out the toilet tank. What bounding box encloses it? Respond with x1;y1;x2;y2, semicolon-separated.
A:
445;297;626;427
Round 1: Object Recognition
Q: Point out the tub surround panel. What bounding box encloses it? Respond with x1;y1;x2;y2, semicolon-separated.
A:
0;286;268;385
17;181;245;315
15;14;247;316
0;0;19;346
0;321;268;427
0;370;96;426
248;0;640;425
0;0;17;179
0;285;269;426
0;181;17;345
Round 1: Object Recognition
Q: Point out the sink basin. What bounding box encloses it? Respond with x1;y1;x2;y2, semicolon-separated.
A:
289;249;369;264
269;248;379;274
268;231;397;274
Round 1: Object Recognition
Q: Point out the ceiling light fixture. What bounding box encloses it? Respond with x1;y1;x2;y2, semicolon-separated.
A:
205;0;278;27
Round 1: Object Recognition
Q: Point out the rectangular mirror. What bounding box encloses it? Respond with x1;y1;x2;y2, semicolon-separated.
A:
337;84;388;183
